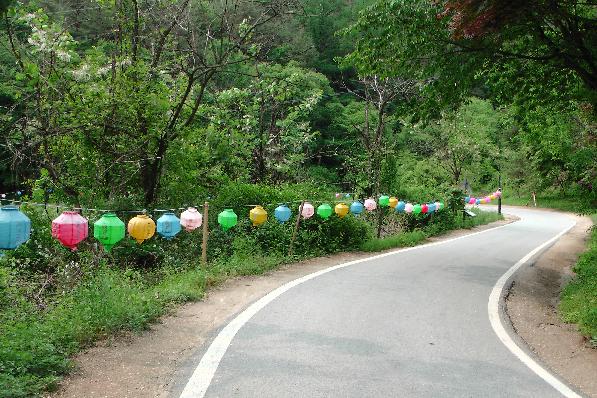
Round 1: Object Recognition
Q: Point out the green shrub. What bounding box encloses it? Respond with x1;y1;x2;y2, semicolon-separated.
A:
560;220;597;343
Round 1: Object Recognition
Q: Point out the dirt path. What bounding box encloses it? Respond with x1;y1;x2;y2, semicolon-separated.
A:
506;213;597;397
51;218;516;398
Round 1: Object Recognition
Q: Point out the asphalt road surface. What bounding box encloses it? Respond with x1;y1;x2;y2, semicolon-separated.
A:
179;207;580;398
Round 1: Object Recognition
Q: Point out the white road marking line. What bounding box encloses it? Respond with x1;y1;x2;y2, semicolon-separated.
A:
488;220;581;398
179;218;516;398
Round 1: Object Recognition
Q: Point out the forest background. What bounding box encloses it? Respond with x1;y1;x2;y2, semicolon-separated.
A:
0;0;595;396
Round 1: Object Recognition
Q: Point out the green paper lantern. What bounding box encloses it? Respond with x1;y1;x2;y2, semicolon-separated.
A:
218;209;238;231
413;204;422;214
378;195;390;207
93;213;125;252
317;203;333;219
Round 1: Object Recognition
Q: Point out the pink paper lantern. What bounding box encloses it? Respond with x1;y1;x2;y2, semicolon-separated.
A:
302;202;315;219
495;190;502;197
52;211;88;251
484;196;491;203
180;207;202;232
404;203;414;214
469;198;476;204
364;198;377;211
434;201;441;212
335;193;341;199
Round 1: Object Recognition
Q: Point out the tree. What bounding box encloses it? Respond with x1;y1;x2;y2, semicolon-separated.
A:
205;62;328;183
1;0;303;205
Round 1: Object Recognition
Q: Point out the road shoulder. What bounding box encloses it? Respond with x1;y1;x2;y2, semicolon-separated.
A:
506;214;597;397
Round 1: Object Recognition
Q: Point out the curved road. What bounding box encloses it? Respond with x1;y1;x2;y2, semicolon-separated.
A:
178;207;581;398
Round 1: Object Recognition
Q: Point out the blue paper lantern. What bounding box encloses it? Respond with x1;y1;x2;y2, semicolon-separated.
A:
0;206;31;250
350;201;364;216
475;199;481;205
427;203;436;213
274;205;292;223
464;196;470;203
395;201;406;213
156;212;181;240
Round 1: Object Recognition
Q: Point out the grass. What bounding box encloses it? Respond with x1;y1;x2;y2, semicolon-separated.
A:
0;209;504;397
502;194;593;214
361;209;503;252
559;214;597;345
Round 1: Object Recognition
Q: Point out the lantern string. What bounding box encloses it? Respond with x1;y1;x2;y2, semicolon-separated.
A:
0;189;503;215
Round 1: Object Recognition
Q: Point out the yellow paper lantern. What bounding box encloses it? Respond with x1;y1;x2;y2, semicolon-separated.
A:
334;203;349;218
127;214;156;244
249;206;268;226
490;194;497;200
389;197;398;208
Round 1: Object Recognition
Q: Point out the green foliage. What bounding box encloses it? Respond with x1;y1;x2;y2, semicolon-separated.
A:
360;230;426;252
560;216;597;343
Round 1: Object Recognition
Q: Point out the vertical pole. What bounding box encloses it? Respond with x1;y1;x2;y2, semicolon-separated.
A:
376;206;384;239
288;201;305;258
201;201;209;266
532;191;537;207
498;174;502;215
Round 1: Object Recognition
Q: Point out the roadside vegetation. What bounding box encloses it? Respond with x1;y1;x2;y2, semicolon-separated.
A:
560;214;597;346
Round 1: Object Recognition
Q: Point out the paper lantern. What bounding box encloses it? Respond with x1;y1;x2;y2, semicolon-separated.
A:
274;205;292;223
335;203;349;218
434;201;441;212
249;206;268;226
496;190;502;197
490;194;497;200
52;211;89;251
180;207;202;232
379;195;390;207
427;203;436;213
469;198;476;205
364;198;377;211
421;204;429;214
157;212;181;240
93;213;125;252
476;199;481;205
350;201;364;216
396;201;406;213
345;193;351;198
0;206;31;250
464;196;471;203
405;203;414;213
413;204;422;214
128;214;156;244
389;197;398;208
218;209;238;231
302;202;315;219
317;203;333;219
485;196;491;203
335;193;341;199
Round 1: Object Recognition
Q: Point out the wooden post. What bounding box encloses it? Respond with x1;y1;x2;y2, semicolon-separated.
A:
288;201;305;258
497;175;502;215
532;191;537;207
201;201;209;266
376;206;384;238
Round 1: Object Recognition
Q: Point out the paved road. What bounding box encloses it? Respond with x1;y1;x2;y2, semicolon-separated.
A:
181;207;579;397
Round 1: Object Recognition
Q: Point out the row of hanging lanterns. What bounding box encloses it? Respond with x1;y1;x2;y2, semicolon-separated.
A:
50;208;203;251
0;194;448;252
465;190;502;205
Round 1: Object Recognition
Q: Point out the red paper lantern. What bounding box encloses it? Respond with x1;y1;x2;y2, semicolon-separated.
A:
421;204;428;214
52;211;89;251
